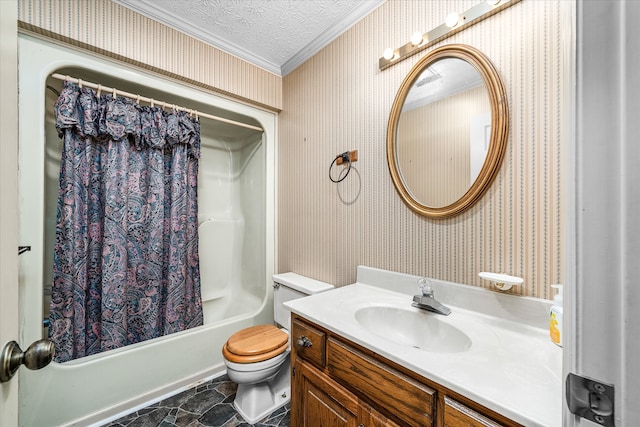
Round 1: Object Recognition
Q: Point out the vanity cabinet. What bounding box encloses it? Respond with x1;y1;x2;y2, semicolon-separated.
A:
291;314;522;427
293;358;400;427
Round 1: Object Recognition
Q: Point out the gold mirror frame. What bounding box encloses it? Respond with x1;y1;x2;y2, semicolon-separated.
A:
387;44;509;219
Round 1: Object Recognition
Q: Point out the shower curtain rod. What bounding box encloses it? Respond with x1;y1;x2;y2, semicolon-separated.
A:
50;73;264;133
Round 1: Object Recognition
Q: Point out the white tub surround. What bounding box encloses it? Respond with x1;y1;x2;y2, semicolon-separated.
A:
17;34;276;427
285;266;562;427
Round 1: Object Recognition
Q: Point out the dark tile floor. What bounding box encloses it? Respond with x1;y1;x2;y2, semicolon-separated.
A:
102;374;290;427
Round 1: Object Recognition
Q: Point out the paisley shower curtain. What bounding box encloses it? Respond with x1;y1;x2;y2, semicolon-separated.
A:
49;81;203;362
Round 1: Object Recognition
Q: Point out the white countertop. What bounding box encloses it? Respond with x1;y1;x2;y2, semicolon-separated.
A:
284;267;562;427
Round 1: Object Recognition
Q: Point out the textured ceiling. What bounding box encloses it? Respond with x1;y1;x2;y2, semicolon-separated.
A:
113;0;384;76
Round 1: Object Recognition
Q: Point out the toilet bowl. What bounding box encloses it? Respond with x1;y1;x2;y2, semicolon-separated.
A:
222;273;333;424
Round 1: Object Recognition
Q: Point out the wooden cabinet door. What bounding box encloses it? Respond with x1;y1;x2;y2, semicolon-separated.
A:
292;359;359;427
359;402;402;427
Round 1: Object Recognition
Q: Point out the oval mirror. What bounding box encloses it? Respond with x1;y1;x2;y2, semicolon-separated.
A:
387;44;509;218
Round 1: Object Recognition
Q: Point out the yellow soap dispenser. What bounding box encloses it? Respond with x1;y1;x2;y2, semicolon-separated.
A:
549;284;563;347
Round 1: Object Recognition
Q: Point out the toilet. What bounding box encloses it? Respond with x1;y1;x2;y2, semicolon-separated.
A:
222;272;334;424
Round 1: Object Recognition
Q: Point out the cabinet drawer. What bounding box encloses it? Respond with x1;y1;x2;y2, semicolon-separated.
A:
292;317;326;369
327;337;436;427
444;397;509;427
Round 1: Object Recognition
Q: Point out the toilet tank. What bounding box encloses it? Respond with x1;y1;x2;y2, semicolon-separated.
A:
272;273;334;329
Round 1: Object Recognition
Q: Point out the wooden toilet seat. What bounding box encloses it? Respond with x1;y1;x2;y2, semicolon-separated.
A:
223;324;289;363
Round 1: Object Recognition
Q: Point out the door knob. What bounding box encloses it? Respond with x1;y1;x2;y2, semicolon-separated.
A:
0;339;55;382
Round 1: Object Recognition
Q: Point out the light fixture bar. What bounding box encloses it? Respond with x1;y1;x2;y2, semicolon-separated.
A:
379;0;521;70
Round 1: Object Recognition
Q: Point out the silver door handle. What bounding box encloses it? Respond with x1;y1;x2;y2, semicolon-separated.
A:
1;339;55;382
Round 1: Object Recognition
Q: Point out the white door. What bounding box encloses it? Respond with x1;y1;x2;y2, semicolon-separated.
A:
565;1;640;426
0;1;20;426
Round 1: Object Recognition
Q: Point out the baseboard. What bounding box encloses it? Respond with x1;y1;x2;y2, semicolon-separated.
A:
61;365;227;427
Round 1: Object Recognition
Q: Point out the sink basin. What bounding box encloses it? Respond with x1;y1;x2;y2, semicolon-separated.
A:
354;306;472;353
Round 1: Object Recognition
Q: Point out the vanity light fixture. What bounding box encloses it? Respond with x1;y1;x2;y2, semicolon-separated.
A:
445;12;461;28
410;31;424;46
383;48;396;60
379;0;521;70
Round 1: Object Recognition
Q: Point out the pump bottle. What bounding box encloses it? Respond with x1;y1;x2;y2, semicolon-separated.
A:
549;284;563;347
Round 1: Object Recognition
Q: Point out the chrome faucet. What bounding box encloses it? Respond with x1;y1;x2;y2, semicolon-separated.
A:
412;278;451;316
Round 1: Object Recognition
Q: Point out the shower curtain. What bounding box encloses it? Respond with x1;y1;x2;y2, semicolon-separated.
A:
49;81;203;362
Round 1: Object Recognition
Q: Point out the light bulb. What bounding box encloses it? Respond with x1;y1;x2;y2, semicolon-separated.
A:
383;48;395;60
445;12;460;28
410;32;423;46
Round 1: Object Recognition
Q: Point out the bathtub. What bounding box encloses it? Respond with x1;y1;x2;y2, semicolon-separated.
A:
18;34;276;427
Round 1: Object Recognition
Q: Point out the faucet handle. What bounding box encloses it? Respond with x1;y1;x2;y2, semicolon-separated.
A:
418;277;433;295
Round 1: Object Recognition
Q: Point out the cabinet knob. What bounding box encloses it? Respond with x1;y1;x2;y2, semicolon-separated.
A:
297;336;313;348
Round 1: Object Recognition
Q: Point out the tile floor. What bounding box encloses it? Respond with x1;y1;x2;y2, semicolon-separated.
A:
102;374;290;427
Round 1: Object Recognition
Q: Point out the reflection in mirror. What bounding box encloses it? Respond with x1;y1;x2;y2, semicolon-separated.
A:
396;58;491;207
387;44;509;218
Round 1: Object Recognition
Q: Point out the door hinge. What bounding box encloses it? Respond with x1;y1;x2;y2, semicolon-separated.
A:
566;373;615;426
292;366;296;377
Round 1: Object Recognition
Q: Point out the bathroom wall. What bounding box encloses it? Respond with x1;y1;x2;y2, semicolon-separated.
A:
17;0;283;111
279;0;567;299
16;0;566;299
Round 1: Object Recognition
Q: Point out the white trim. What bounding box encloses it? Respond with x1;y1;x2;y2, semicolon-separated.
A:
0;0;19;424
112;0;281;75
561;0;576;425
281;0;385;76
111;0;384;77
570;1;640;425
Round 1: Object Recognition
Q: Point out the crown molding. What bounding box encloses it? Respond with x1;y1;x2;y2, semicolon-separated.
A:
281;0;385;76
112;0;384;77
111;0;282;75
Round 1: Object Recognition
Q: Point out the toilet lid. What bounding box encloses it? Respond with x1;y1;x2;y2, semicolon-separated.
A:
223;325;288;363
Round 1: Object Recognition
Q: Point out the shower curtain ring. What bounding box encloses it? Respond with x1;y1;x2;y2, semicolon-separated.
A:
78;79;83;88
136;94;141;105
112;87;117;99
97;84;102;97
